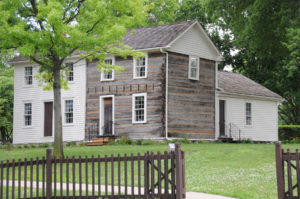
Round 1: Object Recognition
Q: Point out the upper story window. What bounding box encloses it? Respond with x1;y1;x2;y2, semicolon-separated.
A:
24;103;32;126
132;93;147;123
25;66;33;85
65;100;73;124
66;63;74;82
246;102;252;125
101;58;115;81
133;54;147;79
188;56;199;80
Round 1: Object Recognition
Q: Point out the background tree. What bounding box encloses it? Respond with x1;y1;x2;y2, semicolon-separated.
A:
206;0;300;124
0;51;14;143
0;0;146;157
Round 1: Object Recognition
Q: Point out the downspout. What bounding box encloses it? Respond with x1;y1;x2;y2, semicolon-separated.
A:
160;48;169;139
215;61;219;140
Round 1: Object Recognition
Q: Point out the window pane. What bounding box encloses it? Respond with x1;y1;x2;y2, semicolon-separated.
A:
66;63;74;81
25;67;33;85
133;95;145;122
24;103;32;126
65;100;73;123
105;59;113;65
246;103;252;125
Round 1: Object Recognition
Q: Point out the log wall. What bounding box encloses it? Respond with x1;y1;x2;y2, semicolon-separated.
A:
167;52;216;139
85;53;166;139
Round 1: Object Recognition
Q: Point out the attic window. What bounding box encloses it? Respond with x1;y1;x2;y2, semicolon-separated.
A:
66;63;74;82
188;56;199;80
133;53;147;79
25;66;33;85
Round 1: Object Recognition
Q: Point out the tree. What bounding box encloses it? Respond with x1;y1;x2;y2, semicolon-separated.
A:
146;0;180;25
0;0;146;157
205;0;300;124
0;51;14;143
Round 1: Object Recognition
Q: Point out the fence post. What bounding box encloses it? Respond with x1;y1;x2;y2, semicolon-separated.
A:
275;142;285;199
46;149;52;199
175;143;185;199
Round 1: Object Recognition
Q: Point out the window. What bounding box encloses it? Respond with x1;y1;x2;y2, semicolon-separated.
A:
101;59;114;81
65;100;73;124
246;102;252;125
24;103;32;126
134;54;147;79
188;56;199;80
25;66;33;85
66;63;74;81
132;93;147;123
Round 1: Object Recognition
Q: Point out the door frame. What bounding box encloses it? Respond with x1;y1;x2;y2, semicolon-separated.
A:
42;100;54;138
219;99;226;137
99;95;115;136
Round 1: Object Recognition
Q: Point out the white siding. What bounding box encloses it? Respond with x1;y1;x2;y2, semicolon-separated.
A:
217;94;279;142
13;59;86;144
169;25;220;61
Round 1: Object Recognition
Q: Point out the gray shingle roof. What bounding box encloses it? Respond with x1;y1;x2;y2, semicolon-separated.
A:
123;20;196;50
218;71;282;99
10;20;196;63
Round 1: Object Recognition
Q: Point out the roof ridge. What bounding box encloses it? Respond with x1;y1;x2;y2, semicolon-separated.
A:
131;20;196;30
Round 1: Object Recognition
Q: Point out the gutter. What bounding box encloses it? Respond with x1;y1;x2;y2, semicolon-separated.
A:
218;91;283;102
160;48;169;139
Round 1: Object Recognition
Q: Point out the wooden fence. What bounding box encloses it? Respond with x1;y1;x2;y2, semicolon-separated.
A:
275;142;300;199
0;143;185;199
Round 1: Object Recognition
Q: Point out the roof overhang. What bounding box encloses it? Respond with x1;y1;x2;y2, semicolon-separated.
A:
217;90;283;103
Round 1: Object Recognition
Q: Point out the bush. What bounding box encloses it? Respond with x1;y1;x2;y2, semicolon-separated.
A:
66;142;77;147
39;143;50;148
118;137;133;145
279;125;300;141
239;138;253;143
168;138;190;144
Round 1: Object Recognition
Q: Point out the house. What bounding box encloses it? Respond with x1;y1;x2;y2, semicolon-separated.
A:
11;56;87;144
10;20;281;144
216;71;282;141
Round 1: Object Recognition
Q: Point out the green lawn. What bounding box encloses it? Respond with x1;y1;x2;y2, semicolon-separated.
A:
0;143;299;199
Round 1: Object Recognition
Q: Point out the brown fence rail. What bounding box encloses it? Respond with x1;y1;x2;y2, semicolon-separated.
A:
0;143;185;199
275;142;300;199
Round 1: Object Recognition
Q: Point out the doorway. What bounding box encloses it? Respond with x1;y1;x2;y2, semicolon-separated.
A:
100;96;114;136
219;100;225;137
44;102;53;137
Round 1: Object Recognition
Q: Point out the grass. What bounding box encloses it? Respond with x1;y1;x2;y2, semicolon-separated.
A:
0;142;299;199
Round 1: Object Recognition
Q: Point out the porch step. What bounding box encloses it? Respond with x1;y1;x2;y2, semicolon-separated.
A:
86;136;116;146
218;137;234;143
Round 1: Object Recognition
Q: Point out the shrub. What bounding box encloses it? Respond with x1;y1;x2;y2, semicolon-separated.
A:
23;145;29;149
279;125;300;141
66;141;77;147
118;137;132;145
168;138;190;144
239;138;253;143
30;144;36;148
39;143;50;148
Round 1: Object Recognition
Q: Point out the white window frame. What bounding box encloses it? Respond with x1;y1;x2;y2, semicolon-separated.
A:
101;57;115;81
66;63;74;82
24;103;32;127
64;99;74;125
188;56;200;80
245;102;252;126
132;93;147;124
133;53;148;79
24;66;33;85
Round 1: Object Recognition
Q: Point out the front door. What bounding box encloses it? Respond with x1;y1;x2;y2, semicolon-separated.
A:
219;100;225;137
44;102;53;137
103;98;113;136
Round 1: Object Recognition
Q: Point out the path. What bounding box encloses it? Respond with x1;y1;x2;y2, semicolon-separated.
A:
3;180;236;199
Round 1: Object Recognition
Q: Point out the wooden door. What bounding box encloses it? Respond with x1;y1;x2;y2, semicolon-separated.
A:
44;102;53;137
219;100;225;137
103;98;113;135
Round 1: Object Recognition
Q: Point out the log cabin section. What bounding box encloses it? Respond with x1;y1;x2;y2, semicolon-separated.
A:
85;20;223;140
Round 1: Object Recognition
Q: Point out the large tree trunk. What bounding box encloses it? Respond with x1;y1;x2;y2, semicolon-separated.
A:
53;66;64;158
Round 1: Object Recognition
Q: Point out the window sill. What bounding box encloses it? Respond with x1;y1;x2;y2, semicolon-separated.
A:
63;123;75;127
23;85;33;88
132;121;147;124
133;76;147;79
244;125;253;128
188;78;199;81
101;79;115;82
23;126;33;129
67;81;75;84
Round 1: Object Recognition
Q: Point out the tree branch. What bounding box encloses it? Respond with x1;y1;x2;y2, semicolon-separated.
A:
64;0;85;24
